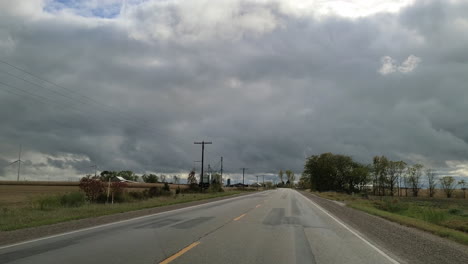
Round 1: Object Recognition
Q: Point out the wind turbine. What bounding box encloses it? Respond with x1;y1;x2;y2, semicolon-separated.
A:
7;145;23;181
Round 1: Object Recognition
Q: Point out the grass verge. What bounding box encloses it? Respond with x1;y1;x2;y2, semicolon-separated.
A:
0;191;243;231
313;192;468;246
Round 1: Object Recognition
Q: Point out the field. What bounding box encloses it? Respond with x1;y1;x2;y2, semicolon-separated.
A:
0;181;245;231
315;191;468;245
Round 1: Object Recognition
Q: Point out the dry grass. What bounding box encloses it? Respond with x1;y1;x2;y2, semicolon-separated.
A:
0;185;79;206
314;191;468;245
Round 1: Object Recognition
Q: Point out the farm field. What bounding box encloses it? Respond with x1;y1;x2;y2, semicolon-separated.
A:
315;191;468;245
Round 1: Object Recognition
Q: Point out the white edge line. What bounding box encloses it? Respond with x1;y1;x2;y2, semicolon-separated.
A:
297;191;400;264
0;191;267;250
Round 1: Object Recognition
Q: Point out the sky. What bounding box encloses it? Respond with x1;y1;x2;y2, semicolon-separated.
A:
1;0;468;184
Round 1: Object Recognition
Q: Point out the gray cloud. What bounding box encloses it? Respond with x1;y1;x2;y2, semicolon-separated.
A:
1;0;468;181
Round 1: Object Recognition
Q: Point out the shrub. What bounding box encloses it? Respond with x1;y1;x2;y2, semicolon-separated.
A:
60;192;86;207
36;196;61;210
374;199;408;213
110;182;127;202
148;187;161;197
79;177;104;202
163;182;170;192
448;208;463;216
209;183;224;193
129;191;147;200
175;187;181;194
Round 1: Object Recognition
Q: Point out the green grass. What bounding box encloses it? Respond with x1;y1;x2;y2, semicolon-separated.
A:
0;191;243;231
314;192;468;246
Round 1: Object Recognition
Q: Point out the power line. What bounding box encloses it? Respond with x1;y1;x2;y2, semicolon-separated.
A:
0;60;163;132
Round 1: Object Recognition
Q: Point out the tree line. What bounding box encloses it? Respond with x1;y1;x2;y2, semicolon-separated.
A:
277;169;295;187
98;170;180;184
301;153;466;198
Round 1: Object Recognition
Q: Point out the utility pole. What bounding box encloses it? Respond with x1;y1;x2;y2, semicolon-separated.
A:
240;168;248;190
220;156;223;186
256;175;259;191
263;175;265;187
194;141;212;191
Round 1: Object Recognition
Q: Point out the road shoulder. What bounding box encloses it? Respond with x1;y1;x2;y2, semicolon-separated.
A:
0;192;256;247
299;191;468;264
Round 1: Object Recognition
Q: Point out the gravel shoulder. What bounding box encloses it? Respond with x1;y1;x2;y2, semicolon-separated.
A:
0;192;254;247
300;191;468;264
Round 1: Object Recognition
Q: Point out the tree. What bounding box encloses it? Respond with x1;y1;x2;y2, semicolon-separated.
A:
426;169;437;198
285;170;295;187
298;173;310;189
402;169;410;197
142;174;159;183
458;180;466;199
387;161;399;196
408;164;423;197
440;176;456;198
100;171;117;181
372;156;389;196
160;175;166;183
173;175;180;185
349;164;370;192
118;171;138;181
303;153;366;193
187;170;197;185
279;170;284;184
396;161;407;196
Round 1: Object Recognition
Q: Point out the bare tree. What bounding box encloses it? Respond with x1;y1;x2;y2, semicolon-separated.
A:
187;170;197;185
440;176;456;198
160;174;166;183
458;180;466;199
396;161;407;197
408;164;423;197
387;161;399;196
279;170;284;184
426;169;437;198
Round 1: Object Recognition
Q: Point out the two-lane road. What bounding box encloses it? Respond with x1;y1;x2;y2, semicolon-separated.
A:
0;189;399;264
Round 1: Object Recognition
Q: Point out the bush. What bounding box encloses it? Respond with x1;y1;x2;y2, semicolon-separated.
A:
163;182;170;192
176;186;181;195
374;199;408;213
448;208;463;216
148;187;161;197
79;177;104;202
36;196;61;210
209;183;224;193
183;183;200;193
60;192;86;207
128;191;148;200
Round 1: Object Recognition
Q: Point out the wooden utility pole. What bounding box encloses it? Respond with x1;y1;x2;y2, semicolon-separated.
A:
194;141;212;191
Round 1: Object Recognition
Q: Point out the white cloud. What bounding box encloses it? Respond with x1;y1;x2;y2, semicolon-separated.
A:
379;54;421;75
379;56;397;75
398;54;422;73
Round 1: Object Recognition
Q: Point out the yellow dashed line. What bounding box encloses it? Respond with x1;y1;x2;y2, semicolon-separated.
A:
159;241;200;264
233;213;246;221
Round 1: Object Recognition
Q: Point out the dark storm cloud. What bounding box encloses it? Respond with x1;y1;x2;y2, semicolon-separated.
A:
1;0;468;180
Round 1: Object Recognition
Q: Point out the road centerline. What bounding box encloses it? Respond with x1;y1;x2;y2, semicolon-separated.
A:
233;214;246;221
158;241;200;264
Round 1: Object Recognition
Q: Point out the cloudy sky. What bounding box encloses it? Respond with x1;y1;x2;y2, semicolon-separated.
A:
1;0;468;183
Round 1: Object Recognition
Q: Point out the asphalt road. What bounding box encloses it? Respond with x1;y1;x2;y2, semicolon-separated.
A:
0;189;400;264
